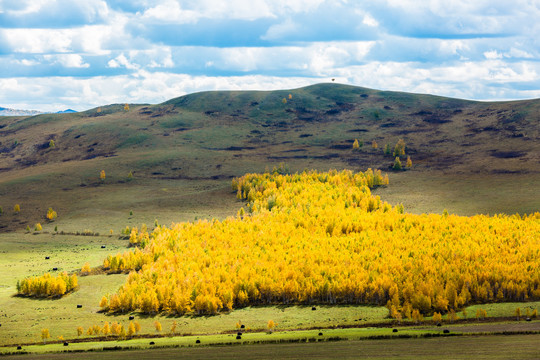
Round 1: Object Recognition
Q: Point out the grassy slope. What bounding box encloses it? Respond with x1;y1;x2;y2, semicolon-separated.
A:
0;83;539;349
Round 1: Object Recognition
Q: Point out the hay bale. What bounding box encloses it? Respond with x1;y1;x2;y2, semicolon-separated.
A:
195;339;201;344
101;245;106;248
149;341;155;345
392;329;398;333
240;324;245;329
318;332;323;336
237;332;242;336
52;267;58;271
63;342;68;346
76;305;82;308
443;329;450;334
129;316;134;320
236;335;242;340
312;307;317;311
45;257;50;260
17;346;22;350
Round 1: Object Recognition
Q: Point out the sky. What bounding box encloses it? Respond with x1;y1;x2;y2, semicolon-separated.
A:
1;0;540;112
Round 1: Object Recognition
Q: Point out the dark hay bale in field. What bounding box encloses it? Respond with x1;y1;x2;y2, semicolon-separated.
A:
149;341;155;345
392;329;398;333
45;257;50;260
436;323;442;327
52;267;58;271
195;339;201;344
76;305;82;308
63;342;68;346
240;324;245;329
237;332;242;336
312;307;317;311
17;346;22;350
318;332;323;336
526;318;532;322
129;316;134;320
101;245;106;249
236;335;242;340
443;329;450;334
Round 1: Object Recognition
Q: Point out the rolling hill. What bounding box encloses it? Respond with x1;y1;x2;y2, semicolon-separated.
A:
0;83;538;233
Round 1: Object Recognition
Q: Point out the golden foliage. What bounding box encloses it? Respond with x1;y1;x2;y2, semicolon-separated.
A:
46;207;57;221
98;169;540;317
17;272;77;298
81;262;91;275
41;328;50;343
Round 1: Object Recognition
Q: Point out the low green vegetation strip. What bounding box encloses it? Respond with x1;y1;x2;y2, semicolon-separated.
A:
2;324;540;357
2;333;539;360
0;327;445;355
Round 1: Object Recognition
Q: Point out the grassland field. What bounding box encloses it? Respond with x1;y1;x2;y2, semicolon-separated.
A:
0;83;539;357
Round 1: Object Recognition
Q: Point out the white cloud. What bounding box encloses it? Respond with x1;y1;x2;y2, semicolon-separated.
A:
108;53;139;69
362;13;379;27
2;0;540;111
484;50;502;60
505;47;534;59
262;18;299;41
142;0;199;23
44;54;90;68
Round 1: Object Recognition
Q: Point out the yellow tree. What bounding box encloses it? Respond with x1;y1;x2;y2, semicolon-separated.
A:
102;322;111;337
41;328;50;344
128;321;136;336
100;170;106;182
432;312;442;324
393;139;406;157
154;320;162;332
35;223;42;232
124;103;130;111
14;204;20;213
49;140;55;148
372;140;378;149
406;156;412;168
81;262;91;276
99;296;108;309
46;208;57;221
77;326;84;337
170;320;177;335
267;320;276;332
352;139;360;150
393;157;402;170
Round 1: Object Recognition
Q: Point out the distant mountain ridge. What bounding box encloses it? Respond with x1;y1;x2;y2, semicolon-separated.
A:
0;107;76;116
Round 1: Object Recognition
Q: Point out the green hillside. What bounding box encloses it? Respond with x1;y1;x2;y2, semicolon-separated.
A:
0;83;539;234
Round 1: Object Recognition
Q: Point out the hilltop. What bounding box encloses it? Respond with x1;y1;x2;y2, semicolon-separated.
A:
0;83;538;233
